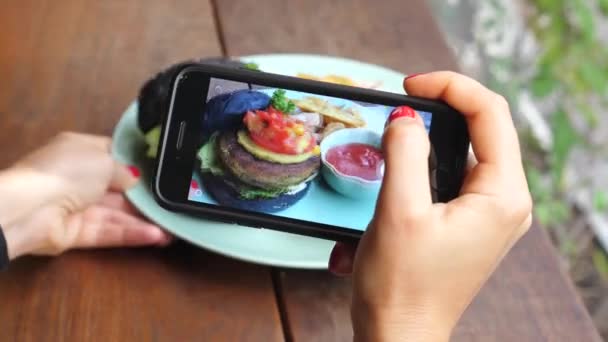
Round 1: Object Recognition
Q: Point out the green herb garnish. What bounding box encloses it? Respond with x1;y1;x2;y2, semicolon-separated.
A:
144;126;161;158
243;62;260;71
270;89;296;113
238;186;288;200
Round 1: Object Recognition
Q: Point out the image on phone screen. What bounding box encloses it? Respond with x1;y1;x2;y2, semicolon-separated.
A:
186;77;434;231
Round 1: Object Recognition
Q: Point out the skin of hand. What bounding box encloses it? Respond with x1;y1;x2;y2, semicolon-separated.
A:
328;72;533;341
0;132;171;260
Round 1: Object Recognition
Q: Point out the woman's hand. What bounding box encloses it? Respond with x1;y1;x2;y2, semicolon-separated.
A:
328;72;533;341
0;132;171;260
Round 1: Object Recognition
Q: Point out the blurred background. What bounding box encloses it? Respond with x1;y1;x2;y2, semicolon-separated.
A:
428;0;608;338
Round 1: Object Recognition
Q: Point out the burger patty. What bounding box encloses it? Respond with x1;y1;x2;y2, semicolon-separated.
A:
200;171;311;213
217;131;320;189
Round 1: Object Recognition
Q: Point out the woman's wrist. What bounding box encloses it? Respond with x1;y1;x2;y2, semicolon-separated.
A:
352;303;453;342
2;221;34;260
0;167;61;225
0;167;62;260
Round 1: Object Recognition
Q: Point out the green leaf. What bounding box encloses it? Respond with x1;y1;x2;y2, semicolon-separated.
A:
578;101;598;128
531;76;557;98
578;63;608;94
593;190;608;211
550;109;579;187
534;200;569;226
535;202;552;226
592;249;608;281
243;62;260;71
526;166;549;201
571;0;595;41
600;0;608;14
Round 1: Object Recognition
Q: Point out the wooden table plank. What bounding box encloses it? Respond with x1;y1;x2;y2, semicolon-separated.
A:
274;227;602;342
214;0;602;340
0;1;283;340
0;244;283;341
453;226;601;341
0;0;222;168
214;0;458;73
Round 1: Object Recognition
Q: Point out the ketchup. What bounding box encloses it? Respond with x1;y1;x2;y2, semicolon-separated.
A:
326;143;383;181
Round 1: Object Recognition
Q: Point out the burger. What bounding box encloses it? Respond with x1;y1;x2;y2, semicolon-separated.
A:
197;89;321;213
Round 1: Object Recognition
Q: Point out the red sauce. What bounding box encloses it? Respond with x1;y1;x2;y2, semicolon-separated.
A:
326;143;383;181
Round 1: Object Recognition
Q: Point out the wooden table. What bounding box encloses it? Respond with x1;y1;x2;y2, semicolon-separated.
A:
0;1;602;341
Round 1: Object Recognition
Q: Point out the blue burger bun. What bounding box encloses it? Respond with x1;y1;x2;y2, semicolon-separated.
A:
137;57;249;133
202;90;271;139
200;171;311;213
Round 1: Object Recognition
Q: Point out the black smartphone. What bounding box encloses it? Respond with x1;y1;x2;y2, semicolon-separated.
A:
153;63;469;242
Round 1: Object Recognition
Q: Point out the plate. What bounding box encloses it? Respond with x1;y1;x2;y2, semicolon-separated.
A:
111;54;406;269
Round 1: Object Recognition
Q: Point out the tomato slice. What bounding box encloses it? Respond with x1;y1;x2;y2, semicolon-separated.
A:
243;108;315;155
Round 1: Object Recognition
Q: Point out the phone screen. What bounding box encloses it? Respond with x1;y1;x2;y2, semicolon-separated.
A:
185;77;434;232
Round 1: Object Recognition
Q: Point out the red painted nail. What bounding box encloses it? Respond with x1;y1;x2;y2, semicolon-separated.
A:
128;165;140;178
387;105;418;126
328;243;343;273
191;180;199;189
405;73;424;80
328;242;354;276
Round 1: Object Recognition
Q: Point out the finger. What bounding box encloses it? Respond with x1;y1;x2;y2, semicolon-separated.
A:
109;161;139;192
459;152;479;193
404;72;521;169
376;114;432;221
74;206;172;248
328;242;357;276
56;131;112;152
98;191;140;216
79;134;112;152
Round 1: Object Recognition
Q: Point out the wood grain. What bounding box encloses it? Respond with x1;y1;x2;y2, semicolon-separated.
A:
276;227;602;342
0;1;284;341
214;0;458;73
213;0;602;340
0;243;283;341
0;0;222;168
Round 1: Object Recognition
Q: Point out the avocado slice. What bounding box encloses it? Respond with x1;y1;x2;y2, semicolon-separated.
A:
236;130;314;164
144;126;161;158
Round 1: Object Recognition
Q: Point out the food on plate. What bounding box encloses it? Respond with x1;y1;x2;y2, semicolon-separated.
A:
269;89;296;114
202;89;271;138
297;73;358;86
325;143;384;181
321;122;346;140
137;57;251;159
198;89;321;213
293;96;366;128
297;73;382;89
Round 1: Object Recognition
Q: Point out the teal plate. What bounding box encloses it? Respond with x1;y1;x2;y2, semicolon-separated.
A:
111;54;406;269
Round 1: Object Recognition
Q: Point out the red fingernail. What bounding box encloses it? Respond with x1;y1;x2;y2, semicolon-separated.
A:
387;105;418;126
328;243;342;270
328;242;352;276
405;73;424;80
128;165;140;178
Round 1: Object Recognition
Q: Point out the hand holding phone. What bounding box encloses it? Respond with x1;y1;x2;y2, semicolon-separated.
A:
152;64;470;241
330;72;533;341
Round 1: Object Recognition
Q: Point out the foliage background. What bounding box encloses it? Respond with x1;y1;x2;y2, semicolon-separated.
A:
429;0;608;338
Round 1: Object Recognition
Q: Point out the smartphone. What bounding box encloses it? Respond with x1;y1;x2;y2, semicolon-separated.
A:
153;63;469;242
